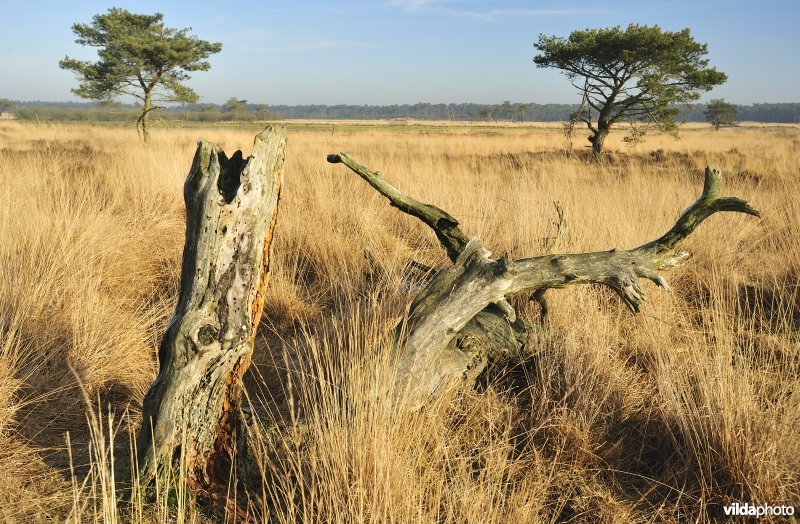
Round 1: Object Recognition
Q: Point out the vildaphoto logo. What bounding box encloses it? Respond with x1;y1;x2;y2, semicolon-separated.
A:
723;502;795;518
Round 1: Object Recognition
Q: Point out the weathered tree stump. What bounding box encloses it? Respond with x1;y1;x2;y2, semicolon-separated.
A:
327;154;760;410
137;126;286;511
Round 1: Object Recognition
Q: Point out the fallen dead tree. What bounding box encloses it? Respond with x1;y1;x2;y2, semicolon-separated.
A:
327;153;760;410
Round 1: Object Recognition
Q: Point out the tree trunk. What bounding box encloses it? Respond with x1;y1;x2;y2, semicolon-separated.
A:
137;126;286;511
589;122;609;156
328;154;760;410
139;92;152;142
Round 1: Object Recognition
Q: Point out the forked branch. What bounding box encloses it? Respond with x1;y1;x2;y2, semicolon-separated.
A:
328;153;760;408
329;154;759;314
507;167;759;313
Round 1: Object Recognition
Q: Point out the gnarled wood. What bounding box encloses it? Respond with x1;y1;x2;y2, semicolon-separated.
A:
138;126;286;509
327;154;760;409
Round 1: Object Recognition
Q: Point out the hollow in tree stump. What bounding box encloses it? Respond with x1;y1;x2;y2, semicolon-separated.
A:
137;126;286;515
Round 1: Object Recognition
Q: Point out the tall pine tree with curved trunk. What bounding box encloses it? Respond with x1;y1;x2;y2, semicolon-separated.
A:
59;8;221;142
534;24;726;157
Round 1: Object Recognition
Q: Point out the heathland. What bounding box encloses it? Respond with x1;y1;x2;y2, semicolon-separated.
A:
0;120;798;522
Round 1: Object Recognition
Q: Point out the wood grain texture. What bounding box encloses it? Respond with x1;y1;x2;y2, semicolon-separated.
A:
138;126;285;509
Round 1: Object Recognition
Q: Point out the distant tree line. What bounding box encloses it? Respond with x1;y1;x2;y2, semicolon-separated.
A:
264;102;577;121
14;105;139;122
676;103;800;124
10;98;271;123
7;100;800;124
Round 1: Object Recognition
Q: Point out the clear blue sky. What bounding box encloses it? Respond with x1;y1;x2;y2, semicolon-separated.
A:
1;0;798;105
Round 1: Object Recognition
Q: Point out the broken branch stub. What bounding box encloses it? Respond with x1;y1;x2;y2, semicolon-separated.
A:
138;127;286;508
328;154;760;410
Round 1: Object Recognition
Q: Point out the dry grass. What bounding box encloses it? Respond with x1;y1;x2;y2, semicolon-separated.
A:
0;120;798;522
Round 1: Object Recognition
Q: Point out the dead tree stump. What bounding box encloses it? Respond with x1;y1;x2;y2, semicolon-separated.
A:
137;126;286;510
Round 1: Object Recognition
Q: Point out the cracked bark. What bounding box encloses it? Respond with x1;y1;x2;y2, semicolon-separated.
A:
137;126;286;513
328;154;760;410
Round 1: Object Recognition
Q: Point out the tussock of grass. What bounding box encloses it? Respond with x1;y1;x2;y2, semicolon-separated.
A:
0;121;798;522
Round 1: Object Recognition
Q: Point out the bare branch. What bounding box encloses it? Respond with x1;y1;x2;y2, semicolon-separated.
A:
327;156;724;312
330;157;758;317
508;167;759;312
327;153;469;262
644;167;760;251
328;158;760;409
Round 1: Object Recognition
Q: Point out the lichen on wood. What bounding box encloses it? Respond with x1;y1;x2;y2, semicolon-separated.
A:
137;126;286;511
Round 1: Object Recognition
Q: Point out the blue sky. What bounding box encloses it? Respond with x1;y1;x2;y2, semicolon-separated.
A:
1;0;798;105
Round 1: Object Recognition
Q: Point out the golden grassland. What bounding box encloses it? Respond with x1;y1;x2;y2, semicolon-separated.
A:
0;120;798;522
